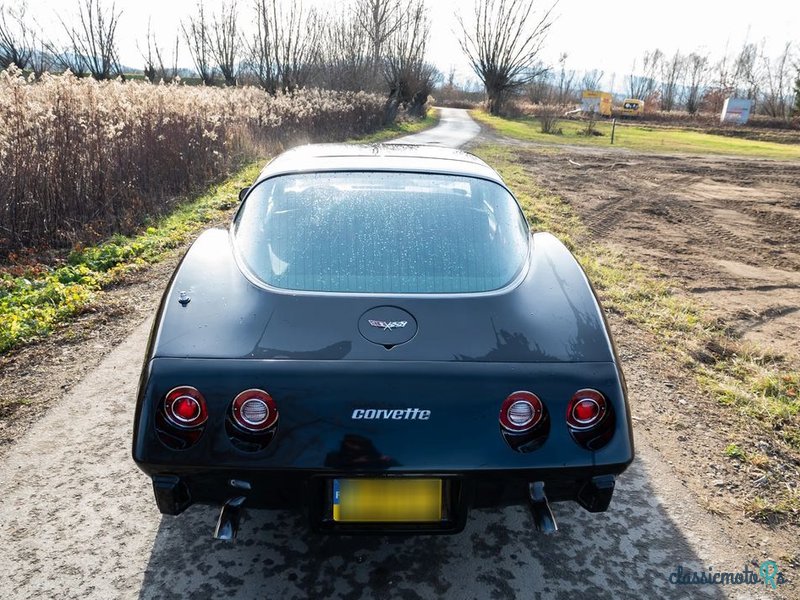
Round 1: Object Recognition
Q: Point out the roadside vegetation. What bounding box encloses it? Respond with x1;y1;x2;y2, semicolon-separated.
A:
471;110;800;159
351;108;440;143
474;143;800;524
0;162;260;354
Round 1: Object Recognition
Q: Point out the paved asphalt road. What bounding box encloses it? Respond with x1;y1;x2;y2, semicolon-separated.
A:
392;107;481;147
0;110;772;600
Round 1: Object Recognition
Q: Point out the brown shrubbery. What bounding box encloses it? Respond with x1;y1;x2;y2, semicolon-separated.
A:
0;68;385;253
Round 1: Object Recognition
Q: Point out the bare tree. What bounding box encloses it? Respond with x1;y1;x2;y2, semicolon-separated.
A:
315;7;372;91
354;0;399;66
458;0;555;115
141;19;158;82
29;36;51;78
384;0;436;117
46;41;88;76
555;53;575;104
761;42;794;119
659;50;685;111
182;1;214;85
141;21;180;83
248;0;320;93
525;71;552;104
210;0;240;86
684;51;709;114
581;68;604;92
58;0;122;80
247;0;278;91
732;41;761;101
628;49;662;99
0;1;34;69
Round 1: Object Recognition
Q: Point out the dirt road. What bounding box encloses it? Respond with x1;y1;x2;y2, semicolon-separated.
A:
0;110;794;599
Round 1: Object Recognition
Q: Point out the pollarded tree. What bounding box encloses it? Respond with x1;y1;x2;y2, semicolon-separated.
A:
659;50;685;111
64;0;122;80
140;20;180;83
247;0;321;94
684;52;709;114
628;49;662;100
354;0;399;67
315;6;373;91
581;68;604;93
760;43;794;120
383;0;436;118
458;0;555;115
210;0;240;86
182;1;215;85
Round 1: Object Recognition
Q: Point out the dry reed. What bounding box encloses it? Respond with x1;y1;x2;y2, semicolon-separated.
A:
0;67;386;254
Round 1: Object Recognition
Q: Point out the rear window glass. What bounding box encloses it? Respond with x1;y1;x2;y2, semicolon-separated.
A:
233;171;529;293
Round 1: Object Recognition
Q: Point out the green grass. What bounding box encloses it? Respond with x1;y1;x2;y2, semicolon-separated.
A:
351;108;440;143
0;162;262;353
746;490;800;523
472;110;800;160
473;143;800;457
724;443;746;460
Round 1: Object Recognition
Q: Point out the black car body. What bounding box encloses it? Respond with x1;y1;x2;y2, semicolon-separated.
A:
132;144;634;536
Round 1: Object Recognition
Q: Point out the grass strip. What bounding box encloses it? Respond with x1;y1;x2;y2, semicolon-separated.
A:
0;162;262;353
351;108;440;143
471;110;800;160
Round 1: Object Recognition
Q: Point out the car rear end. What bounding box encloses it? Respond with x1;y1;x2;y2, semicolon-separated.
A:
134;356;632;534
132;146;634;536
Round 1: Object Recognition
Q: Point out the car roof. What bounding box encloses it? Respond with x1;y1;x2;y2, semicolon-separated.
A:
255;143;504;185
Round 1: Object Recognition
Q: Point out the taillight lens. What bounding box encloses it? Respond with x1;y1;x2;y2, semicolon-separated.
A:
231;389;278;432
499;391;543;432
164;386;208;429
566;389;607;430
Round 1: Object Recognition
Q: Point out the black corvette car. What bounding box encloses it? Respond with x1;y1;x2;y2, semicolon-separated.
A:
132;144;634;537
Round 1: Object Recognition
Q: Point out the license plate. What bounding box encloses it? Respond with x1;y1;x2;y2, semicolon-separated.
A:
333;478;442;522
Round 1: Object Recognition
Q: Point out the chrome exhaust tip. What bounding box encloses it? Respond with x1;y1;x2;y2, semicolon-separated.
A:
528;481;558;534
213;496;246;540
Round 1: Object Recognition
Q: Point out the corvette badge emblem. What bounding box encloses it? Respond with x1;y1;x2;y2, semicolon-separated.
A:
368;319;408;331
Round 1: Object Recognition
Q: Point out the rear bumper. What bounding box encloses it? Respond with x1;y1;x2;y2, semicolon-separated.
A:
134;358;635;533
148;465;626;534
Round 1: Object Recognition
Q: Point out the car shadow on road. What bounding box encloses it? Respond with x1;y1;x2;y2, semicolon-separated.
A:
138;458;727;600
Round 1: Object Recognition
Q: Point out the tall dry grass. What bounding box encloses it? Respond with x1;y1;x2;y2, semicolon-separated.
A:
0;68;386;254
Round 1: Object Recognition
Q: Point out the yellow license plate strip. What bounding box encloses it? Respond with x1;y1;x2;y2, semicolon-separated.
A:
333;478;442;522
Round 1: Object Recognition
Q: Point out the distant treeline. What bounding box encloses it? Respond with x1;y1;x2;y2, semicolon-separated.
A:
0;0;437;118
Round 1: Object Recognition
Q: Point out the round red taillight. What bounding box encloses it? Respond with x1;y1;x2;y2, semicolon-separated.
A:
164;386;208;429
566;389;607;430
499;391;543;432
231;389;278;432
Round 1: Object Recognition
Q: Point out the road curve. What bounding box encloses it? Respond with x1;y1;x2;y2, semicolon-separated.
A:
392;107;480;147
0;110;772;600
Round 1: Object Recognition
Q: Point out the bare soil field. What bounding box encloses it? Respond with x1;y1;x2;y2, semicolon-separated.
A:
520;148;800;365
